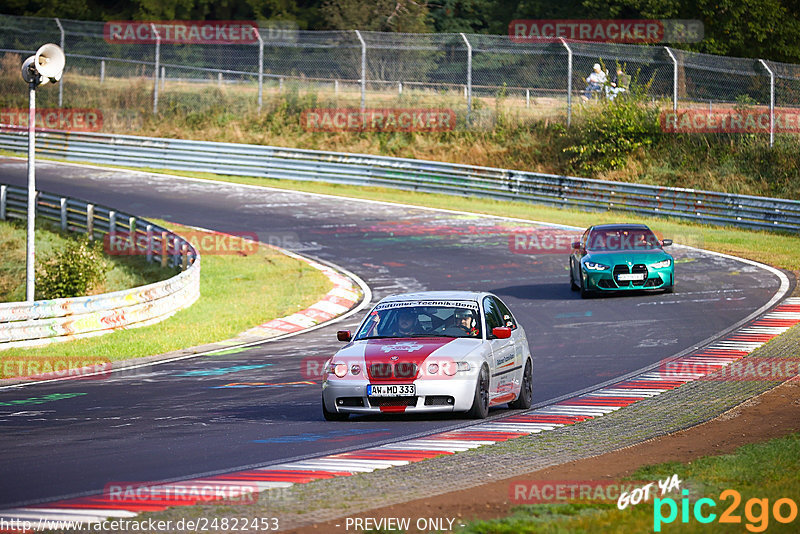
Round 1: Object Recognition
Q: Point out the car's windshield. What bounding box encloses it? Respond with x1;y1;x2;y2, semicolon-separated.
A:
586;228;660;251
354;301;482;340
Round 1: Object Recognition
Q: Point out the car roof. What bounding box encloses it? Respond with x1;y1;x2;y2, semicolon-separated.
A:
590;223;651;231
376;290;487;304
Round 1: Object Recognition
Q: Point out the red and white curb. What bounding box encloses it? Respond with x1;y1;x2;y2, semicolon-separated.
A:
3;297;798;527
234;251;362;339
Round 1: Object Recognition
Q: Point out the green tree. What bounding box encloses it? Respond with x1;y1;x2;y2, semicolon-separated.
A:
321;0;432;32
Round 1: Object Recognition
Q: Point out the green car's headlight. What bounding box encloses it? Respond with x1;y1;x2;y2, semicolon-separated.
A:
651;258;672;269
584;261;610;271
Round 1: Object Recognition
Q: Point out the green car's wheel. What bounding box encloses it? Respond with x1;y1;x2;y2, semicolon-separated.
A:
570;260;580;291
579;275;592;299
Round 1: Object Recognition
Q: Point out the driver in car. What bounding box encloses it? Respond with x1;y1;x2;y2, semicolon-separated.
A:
394;309;419;336
454;309;479;337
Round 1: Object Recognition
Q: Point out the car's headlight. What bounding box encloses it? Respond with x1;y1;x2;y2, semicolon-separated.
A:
583;261;610;271
651;258;672;269
332;363;348;378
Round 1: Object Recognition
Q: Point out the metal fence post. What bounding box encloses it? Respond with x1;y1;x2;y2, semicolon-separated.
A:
460;33;473;119
86;204;94;240
559;38;572;127
151;23;160;114
55;18;65;107
0;185;6;220
355;30;366;111
759;59;775;147
256;29;264;111
664;46;678;113
100;59;105;83
60;197;67;229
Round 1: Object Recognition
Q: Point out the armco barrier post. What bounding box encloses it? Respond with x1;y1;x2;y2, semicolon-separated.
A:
60;197;67;230
86;203;94;240
0;185;6;220
161;231;168;267
146;224;153;261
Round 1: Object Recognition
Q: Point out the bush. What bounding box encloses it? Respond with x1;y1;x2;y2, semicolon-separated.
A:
562;84;662;175
36;238;109;300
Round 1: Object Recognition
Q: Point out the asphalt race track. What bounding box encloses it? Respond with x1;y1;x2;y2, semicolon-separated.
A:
0;158;788;508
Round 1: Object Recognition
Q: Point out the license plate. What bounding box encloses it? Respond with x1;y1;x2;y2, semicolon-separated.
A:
367;384;416;397
617;273;645;281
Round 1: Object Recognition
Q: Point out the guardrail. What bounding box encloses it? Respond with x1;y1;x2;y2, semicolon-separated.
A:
0;128;798;232
0;183;200;349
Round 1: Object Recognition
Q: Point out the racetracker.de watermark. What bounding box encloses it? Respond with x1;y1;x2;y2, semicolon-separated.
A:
510;480;650;503
661;109;800;133
104;482;260;506
104;21;260;44
659;357;800;382
104;231;259;256
0;108;103;132
508;230;581;254
1;357;111;381
301;108;456;132
509;19;703;43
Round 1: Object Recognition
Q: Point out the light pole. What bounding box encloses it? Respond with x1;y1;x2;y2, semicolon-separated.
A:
20;43;65;302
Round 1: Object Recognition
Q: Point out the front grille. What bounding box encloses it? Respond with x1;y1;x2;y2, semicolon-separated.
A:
631;264;648;287
424;395;455;406
368;396;418;407
335;397;364;407
368;362;419;380
369;363;393;379
613;265;629;287
598;279;616;289
394;362;418;379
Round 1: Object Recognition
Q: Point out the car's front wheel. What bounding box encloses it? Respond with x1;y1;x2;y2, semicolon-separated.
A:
322;396;349;421
467;365;490;419
570;259;580;291
509;358;533;410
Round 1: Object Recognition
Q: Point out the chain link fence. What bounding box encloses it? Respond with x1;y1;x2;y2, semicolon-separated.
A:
1;13;799;143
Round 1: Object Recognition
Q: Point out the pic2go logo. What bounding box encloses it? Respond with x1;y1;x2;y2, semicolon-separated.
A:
654;489;798;532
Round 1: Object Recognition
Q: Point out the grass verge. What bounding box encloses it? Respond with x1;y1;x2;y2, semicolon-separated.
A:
458;432;800;533
0;218;174;302
0;220;333;361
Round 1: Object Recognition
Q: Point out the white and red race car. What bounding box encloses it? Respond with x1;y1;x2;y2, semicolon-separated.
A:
322;291;533;420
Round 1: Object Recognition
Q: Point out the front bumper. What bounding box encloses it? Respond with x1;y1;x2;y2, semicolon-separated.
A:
322;375;477;415
583;265;673;291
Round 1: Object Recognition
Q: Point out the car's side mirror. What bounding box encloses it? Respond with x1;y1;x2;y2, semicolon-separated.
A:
337;330;352;342
492;327;512;339
571;241;581;250
661;239;673;247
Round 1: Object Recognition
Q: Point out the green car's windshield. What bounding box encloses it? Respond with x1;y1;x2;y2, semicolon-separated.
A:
355;304;482;340
586;229;660;251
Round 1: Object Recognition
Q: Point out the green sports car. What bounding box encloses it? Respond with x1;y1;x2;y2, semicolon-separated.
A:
569;224;674;298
